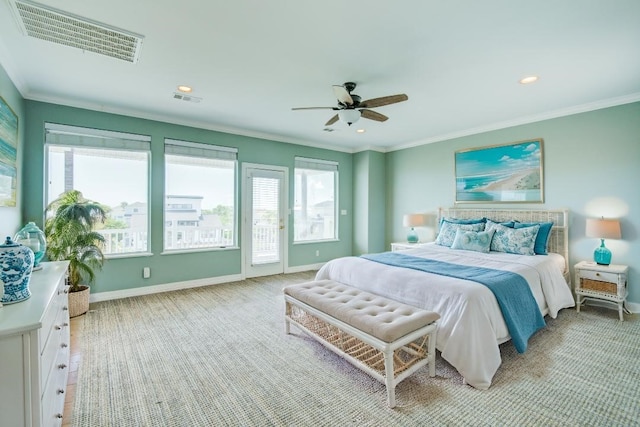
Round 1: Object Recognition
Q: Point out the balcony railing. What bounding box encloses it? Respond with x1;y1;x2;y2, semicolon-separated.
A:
97;226;235;254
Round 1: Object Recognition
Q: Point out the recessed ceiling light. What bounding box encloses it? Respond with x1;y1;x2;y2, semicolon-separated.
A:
356;129;366;133
177;85;192;93
519;76;539;85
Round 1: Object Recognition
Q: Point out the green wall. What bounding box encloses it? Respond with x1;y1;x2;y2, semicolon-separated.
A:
386;102;640;305
0;63;24;232
353;150;386;255
22;101;353;293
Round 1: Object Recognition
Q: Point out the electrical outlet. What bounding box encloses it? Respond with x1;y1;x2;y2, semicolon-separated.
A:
143;267;151;279
315;250;320;257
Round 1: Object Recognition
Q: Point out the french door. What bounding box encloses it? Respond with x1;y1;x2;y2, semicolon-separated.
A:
242;164;287;278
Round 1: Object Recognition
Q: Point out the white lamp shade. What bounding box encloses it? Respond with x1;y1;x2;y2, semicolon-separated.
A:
403;214;427;228
338;109;361;125
585;218;621;239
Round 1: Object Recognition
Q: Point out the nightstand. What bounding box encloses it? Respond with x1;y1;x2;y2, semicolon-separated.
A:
390;242;430;251
574;261;629;321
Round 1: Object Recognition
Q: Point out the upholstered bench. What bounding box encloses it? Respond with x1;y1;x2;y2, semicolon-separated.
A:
283;279;439;408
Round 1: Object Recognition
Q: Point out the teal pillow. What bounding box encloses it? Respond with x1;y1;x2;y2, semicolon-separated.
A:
451;228;496;253
486;222;539;255
514;221;553;255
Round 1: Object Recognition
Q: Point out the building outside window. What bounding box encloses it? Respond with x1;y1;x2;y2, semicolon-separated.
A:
164;139;237;251
45;123;151;256
294;157;338;242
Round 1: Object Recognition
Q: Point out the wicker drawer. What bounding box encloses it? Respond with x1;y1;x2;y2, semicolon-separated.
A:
579;278;617;294
578;269;619;285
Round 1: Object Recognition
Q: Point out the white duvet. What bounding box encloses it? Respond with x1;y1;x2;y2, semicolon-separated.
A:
315;244;575;389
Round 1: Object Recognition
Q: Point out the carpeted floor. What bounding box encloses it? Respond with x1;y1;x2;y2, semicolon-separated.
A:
72;272;640;426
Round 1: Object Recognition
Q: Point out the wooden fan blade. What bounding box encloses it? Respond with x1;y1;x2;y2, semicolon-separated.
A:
360;109;388;122
292;107;337;110
325;114;339;126
359;94;408;109
332;85;353;105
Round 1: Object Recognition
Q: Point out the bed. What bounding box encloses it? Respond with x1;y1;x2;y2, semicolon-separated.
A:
315;208;575;390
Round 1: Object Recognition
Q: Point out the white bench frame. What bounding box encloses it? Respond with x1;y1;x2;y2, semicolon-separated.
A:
284;294;437;408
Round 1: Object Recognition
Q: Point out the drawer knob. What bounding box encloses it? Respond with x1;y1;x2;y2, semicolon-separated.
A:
55;325;61;330
57;388;65;394
58;363;67;370
61;343;68;348
56;414;63;419
62;322;69;327
63;306;68;311
596;272;601;277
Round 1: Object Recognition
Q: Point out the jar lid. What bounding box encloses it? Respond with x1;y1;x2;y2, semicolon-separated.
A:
1;236;20;247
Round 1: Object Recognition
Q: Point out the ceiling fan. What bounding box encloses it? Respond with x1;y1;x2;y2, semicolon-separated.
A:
292;82;408;126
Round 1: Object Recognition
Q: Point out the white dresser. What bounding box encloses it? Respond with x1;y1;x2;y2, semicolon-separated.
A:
0;261;70;427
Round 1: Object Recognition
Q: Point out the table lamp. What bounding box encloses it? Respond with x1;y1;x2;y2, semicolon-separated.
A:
403;214;427;243
585;217;621;265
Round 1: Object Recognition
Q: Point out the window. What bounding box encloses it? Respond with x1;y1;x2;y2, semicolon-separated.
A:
164;139;237;251
294;157;338;242
45;123;151;256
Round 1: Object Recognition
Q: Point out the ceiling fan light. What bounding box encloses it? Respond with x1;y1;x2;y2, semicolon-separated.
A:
338;109;361;126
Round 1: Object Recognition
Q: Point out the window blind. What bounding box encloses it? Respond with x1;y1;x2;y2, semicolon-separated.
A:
294;157;338;171
45;123;151;151
165;139;237;161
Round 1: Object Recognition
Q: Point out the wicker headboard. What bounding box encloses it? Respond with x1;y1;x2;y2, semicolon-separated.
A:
438;207;570;280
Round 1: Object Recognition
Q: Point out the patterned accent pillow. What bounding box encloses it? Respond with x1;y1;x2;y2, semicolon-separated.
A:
486;218;515;228
486;222;540;255
440;217;486;227
514;221;554;255
435;221;485;247
451;228;496;253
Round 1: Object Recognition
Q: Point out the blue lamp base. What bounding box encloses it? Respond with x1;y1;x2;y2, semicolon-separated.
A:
594;239;612;265
407;228;419;243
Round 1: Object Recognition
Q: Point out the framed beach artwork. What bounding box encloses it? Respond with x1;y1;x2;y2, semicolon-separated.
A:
455;139;544;203
0;96;18;207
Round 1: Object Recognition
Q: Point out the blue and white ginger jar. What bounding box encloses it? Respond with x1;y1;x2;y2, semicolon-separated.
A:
0;236;34;304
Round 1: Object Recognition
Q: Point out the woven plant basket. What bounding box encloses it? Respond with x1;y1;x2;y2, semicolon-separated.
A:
68;285;90;317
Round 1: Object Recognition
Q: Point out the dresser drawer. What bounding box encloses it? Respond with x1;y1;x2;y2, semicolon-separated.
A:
40;286;70;391
41;345;69;427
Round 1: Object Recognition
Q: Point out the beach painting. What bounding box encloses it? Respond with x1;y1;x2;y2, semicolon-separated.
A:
455;139;544;203
0;96;18;207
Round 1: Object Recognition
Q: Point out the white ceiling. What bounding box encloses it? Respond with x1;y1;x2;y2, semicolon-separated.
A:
1;0;639;153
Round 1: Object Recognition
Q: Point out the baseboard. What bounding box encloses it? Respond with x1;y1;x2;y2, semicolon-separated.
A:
285;262;325;274
90;273;243;303
625;300;639;313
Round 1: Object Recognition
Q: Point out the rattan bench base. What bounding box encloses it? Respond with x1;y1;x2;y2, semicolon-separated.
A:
284;294;437;408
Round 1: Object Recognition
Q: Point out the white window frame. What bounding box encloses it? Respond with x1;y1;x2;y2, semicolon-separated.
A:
293;157;339;243
44;123;152;257
163;139;238;253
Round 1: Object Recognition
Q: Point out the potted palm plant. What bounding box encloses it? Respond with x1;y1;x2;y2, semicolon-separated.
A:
45;190;107;317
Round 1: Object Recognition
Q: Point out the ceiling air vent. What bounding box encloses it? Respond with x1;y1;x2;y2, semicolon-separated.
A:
173;93;202;103
10;0;144;63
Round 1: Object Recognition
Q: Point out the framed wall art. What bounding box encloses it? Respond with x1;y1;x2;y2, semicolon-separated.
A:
455;138;544;203
0;96;18;207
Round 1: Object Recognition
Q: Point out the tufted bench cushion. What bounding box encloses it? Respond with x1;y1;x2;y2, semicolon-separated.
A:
284;279;440;407
284;279;440;343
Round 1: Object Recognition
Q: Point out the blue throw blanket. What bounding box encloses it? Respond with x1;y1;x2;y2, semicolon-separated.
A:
361;252;545;353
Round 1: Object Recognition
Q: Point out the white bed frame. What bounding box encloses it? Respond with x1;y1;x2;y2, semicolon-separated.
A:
438;207;570;283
